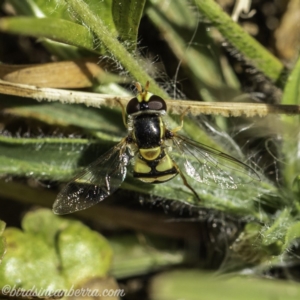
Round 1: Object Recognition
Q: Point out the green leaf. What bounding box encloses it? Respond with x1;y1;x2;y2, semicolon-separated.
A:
21;208;70;247
194;0;285;87
280;57;300;188
0;17;97;53
6;0;45;17
1;95;125;140
0;227;66;290
6;0;116;58
283;221;300;252
261;209;290;246
110;235;184;279
261;209;291;255
282;56;300;105
58;221;112;284
1;92;127;171
123;176;277;222
230;223;268;265
7;0;86;59
10;0;115;28
10;0;71;19
0;209;112;290
150;270;300;300
0;135;112;180
112;0;146;52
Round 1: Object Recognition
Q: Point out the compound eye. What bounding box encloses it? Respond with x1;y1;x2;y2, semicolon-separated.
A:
126;97;140;114
148;95;167;111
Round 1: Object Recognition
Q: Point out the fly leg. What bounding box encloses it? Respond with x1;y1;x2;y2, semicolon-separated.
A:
116;99;128;128
172;160;201;203
164;107;199;201
172;107;190;133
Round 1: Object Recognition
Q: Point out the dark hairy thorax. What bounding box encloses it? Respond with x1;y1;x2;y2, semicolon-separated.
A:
133;114;162;148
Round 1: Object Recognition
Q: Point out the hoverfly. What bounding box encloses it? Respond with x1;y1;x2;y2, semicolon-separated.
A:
53;82;260;214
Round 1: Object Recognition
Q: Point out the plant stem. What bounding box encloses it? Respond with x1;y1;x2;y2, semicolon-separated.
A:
64;0;168;98
1;80;300;117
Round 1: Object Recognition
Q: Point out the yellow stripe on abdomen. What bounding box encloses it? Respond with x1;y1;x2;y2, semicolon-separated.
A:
155;154;174;172
138;173;177;183
139;147;161;160
135;153;178;183
134;157;151;173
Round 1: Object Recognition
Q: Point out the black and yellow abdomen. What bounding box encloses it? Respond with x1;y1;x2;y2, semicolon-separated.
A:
132;113;178;183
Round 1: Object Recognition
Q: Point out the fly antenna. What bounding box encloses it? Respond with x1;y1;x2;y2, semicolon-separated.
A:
135;81;149;100
144;81;150;93
135;82;142;93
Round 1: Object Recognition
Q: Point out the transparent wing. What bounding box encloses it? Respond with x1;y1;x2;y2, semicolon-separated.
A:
53;141;130;215
172;134;260;189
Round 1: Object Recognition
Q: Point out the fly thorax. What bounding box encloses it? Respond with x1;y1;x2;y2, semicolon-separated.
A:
132;113;163;149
